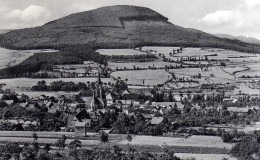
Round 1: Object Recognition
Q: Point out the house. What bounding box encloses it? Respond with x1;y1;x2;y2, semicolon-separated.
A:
4;100;14;106
152;102;184;111
113;101;123;110
150;117;164;125
48;104;61;113
122;89;130;97
142;113;155;121
76;69;86;77
66;109;92;136
227;107;249;115
223;98;233;102
74;122;88;136
19;102;28;108
106;93;116;106
133;101;140;107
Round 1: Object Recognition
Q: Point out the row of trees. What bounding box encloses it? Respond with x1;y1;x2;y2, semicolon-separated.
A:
32;80;88;91
0;133;184;160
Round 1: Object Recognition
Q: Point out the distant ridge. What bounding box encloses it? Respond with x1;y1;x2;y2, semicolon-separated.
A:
0;5;260;53
0;29;12;34
215;34;260;45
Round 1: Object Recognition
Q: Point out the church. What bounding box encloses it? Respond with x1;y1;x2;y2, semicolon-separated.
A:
86;68;107;112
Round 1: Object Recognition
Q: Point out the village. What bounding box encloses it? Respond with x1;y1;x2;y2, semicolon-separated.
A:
0;46;260;160
0;47;260;137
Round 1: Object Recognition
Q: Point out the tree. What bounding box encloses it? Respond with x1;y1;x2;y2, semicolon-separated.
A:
127;135;132;142
0;142;22;158
68;139;82;150
37;150;51;160
220;62;226;67
168;93;173;102
0;101;8;108
99;131;109;143
56;136;66;150
44;144;51;153
33;132;38;142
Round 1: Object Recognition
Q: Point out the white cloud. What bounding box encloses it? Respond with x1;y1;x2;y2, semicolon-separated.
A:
245;0;260;8
201;10;234;25
198;0;260;39
6;5;51;21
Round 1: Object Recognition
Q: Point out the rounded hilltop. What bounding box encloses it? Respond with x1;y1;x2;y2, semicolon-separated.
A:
1;5;260;53
45;5;169;28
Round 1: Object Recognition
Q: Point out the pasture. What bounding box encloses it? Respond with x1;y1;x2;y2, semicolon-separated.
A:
111;69;171;86
96;49;146;56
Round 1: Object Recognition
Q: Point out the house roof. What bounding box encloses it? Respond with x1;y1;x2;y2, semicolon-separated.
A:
106;93;116;99
142;113;155;119
76;109;91;122
75;122;86;127
4;100;14;105
227;107;249;113
151;117;164;125
122;90;130;96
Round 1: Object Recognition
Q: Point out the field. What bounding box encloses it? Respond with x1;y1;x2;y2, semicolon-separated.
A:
96;49;147;56
0;47;58;70
0;131;234;157
236;63;260;77
0;77;113;90
119;135;233;149
223;66;248;75
108;61;176;70
111;69;171;85
169;67;235;84
234;83;260;95
175;153;237;160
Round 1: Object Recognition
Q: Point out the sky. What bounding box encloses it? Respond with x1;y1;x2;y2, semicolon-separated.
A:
1;0;260;40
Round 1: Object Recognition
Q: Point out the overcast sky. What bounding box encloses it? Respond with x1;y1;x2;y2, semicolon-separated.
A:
1;0;260;39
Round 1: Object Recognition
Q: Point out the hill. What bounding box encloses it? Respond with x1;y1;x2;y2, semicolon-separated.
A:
0;5;260;53
215;34;260;45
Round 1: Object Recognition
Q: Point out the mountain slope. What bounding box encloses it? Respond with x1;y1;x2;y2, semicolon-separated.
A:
0;5;260;53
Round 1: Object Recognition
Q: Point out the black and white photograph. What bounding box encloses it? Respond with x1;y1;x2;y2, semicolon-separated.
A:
0;0;260;160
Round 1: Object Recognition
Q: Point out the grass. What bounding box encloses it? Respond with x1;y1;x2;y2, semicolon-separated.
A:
111;69;171;85
119;135;233;150
108;61;175;70
169;67;235;84
175;153;237;160
97;49;147;56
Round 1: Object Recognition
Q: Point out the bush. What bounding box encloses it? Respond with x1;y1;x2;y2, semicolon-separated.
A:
99;131;109;143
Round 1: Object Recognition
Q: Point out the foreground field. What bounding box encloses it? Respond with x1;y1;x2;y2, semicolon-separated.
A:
175;153;236;160
0;131;233;156
120;135;233;149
